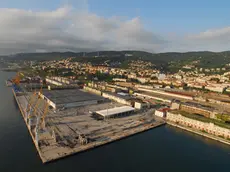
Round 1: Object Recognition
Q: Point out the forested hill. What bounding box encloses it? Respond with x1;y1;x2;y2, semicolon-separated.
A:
1;51;152;61
2;50;230;68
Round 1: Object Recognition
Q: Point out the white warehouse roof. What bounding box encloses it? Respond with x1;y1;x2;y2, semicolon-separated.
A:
95;106;135;117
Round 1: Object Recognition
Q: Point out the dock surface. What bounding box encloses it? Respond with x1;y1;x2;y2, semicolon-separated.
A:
13;89;165;163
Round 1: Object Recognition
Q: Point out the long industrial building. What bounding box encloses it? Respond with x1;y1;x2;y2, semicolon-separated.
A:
39;89;106;109
171;100;217;118
95;106;135;119
137;87;194;100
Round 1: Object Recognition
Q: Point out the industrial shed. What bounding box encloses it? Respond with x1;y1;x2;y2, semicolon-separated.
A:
40;89;105;109
95;106;135;119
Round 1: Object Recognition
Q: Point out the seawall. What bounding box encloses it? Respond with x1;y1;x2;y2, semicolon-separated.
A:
167;121;230;146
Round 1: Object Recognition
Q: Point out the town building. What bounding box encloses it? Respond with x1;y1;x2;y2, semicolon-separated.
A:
155;108;170;118
167;112;230;139
171;100;216;118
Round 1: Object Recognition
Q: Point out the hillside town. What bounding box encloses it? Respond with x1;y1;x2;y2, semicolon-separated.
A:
18;56;230;94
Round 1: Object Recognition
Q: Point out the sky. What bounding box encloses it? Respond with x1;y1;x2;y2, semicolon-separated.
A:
0;0;230;55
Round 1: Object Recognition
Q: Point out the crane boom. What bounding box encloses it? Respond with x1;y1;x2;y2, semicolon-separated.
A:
26;92;37;112
40;103;49;129
33;98;41;116
33;85;43;115
42;103;49;121
12;72;24;85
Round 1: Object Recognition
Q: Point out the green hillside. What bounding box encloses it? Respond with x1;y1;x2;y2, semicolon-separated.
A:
2;50;230;70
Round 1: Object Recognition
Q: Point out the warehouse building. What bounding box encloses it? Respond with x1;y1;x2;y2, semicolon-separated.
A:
137;88;194;100
46;76;79;86
102;92;132;105
39;89;106;109
171;100;216;118
180;102;216;118
155;108;170;118
95;106;135;119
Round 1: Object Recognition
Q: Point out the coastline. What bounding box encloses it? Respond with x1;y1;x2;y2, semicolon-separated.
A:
167;121;230;146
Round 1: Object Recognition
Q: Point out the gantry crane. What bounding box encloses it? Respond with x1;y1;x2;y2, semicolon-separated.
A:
25;91;36;118
12;72;20;85
26;85;42;112
40;103;49;129
26;85;43;121
33;98;41;116
12;72;24;85
27;96;41;126
32;87;43;117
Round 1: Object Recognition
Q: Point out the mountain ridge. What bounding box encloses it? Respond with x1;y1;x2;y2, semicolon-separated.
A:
2;50;230;69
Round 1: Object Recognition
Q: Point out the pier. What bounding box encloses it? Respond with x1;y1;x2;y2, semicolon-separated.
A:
12;89;165;163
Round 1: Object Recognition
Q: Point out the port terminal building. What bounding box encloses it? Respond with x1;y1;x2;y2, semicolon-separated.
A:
39;89;106;109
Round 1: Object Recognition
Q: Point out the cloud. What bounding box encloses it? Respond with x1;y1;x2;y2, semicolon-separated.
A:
188;27;230;41
1;4;230;55
162;26;230;52
0;6;166;55
179;27;230;52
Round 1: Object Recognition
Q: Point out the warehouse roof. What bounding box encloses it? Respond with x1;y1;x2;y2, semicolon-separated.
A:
104;92;131;100
42;89;105;105
95;106;135;117
183;102;215;111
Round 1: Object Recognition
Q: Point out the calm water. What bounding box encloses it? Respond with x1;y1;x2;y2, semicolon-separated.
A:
0;71;230;172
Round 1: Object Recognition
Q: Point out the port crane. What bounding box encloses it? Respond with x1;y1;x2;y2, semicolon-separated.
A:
25;91;36;118
31;86;43;116
26;86;43;120
12;72;24;85
40;102;49;129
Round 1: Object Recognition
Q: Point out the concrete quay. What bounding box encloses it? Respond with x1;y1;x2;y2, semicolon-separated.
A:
12;89;48;162
167;121;230;146
12;89;165;164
